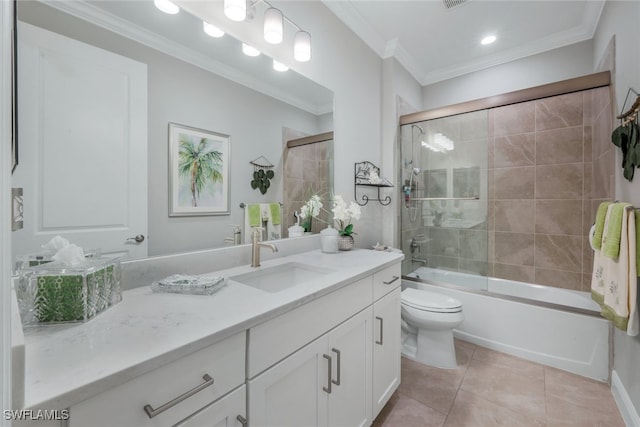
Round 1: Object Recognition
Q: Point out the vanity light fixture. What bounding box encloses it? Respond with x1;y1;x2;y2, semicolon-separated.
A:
264;7;283;44
294;31;311;62
242;43;261;57
481;35;497;45
154;0;179;15
273;60;289;72
225;0;247;21
203;21;225;38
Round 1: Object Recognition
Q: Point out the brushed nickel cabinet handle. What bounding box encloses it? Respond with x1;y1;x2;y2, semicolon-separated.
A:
143;374;214;419
383;276;399;285
236;415;248;427
323;354;332;394
331;348;341;386
376;316;384;345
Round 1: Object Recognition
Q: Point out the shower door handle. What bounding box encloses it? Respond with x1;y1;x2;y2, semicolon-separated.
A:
375;316;384;345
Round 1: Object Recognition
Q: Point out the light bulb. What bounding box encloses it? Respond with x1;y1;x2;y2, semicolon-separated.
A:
294;31;311;62
203;22;224;38
264;8;283;44
225;0;246;22
242;43;260;57
481;35;497;45
273;60;289;72
154;0;179;14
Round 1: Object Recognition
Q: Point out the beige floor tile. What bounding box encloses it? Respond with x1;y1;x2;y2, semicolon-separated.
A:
398;358;462;414
444;389;545;427
454;339;476;367
472;346;545;381
546;394;626;427
460;358;546;423
545;367;619;412
373;392;447;427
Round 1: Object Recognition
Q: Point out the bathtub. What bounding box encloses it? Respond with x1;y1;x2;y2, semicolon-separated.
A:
404;267;610;381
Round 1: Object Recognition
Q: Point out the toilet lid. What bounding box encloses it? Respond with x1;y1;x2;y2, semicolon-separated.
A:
401;288;462;313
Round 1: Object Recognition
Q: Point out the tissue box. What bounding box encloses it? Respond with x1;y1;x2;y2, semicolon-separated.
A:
15;257;121;326
14;249;101;273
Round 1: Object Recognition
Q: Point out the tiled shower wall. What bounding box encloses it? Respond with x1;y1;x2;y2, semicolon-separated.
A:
488;87;614;291
282;140;333;236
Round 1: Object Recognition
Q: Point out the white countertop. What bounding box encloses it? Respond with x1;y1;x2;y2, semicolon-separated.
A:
22;248;403;410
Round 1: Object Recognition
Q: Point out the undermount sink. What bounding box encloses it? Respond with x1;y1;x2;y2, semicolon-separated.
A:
230;262;333;293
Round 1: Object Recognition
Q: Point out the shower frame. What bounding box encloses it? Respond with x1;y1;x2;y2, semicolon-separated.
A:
398;70;612;287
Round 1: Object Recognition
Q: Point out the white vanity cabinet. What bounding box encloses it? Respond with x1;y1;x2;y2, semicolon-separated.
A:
68;331;246;427
372;263;402;417
248;307;373;427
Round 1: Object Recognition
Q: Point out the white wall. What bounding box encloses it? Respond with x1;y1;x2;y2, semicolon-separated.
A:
593;0;640;421
422;40;594;110
18;2;324;256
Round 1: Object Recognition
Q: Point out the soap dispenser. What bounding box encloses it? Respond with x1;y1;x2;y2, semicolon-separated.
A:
320;225;339;253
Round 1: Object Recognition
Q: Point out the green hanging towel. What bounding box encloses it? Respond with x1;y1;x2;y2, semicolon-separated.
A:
603;203;631;259
269;203;281;225
248;204;261;227
592;202;611;250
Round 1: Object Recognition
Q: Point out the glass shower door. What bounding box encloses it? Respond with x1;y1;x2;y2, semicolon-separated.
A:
400;110;489;291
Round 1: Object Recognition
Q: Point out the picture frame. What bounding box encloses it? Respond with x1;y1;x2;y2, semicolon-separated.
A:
168;123;230;217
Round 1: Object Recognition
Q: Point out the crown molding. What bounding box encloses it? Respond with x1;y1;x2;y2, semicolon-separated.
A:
41;0;327;115
321;0;387;57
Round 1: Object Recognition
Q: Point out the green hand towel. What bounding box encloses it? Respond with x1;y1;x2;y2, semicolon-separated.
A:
603;203;630;259
592;201;611;250
269;203;281;225
248;204;261;227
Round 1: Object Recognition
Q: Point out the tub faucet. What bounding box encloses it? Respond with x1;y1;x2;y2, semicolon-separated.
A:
251;228;278;267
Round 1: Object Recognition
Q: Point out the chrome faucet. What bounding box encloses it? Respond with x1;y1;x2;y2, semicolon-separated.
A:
251;228;278;267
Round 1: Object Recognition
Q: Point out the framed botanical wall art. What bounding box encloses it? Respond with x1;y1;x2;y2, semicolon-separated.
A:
169;123;230;216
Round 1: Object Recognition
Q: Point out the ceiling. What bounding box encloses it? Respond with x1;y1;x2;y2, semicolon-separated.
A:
323;0;605;85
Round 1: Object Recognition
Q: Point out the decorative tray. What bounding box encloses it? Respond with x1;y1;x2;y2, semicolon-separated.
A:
151;274;227;295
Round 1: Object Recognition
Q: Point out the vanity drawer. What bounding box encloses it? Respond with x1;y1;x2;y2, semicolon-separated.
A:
69;331;245;427
373;263;401;301
248;276;372;378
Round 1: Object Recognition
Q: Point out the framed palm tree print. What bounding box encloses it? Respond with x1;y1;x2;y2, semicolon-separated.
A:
169;123;230;216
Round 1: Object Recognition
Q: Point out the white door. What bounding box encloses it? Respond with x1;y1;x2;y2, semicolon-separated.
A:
327;307;373;427
248;336;329;427
372;287;402;418
13;22;148;260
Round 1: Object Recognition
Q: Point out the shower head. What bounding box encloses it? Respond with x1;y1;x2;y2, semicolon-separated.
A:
412;167;421;175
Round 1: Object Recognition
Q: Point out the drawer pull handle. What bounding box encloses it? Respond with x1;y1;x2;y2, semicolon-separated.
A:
331;348;341;386
237;415;248;427
383;276;399;285
376;316;384;345
323;354;332;394
143;373;214;419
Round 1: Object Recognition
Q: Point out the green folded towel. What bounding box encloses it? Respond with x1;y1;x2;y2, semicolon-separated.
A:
269;203;281;225
248;204;261;227
592;202;611;250
603;202;630;259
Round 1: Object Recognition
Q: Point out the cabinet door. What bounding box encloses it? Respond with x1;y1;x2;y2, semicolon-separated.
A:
372;287;401;417
327;307;373;427
176;385;246;427
249;336;329;427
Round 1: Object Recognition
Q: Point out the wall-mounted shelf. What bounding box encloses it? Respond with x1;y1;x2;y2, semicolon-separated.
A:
354;161;393;206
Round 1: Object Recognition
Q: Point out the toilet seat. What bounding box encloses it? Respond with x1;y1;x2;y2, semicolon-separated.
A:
401;288;462;313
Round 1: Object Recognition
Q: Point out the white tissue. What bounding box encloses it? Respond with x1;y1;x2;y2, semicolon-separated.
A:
52;244;86;266
42;236;70;252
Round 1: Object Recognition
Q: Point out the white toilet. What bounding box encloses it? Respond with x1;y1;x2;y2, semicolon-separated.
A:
401;287;464;369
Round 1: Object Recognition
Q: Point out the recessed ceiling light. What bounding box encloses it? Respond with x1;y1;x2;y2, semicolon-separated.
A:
273;60;289;72
481;35;496;45
203;22;224;38
242;43;261;57
154;0;179;14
